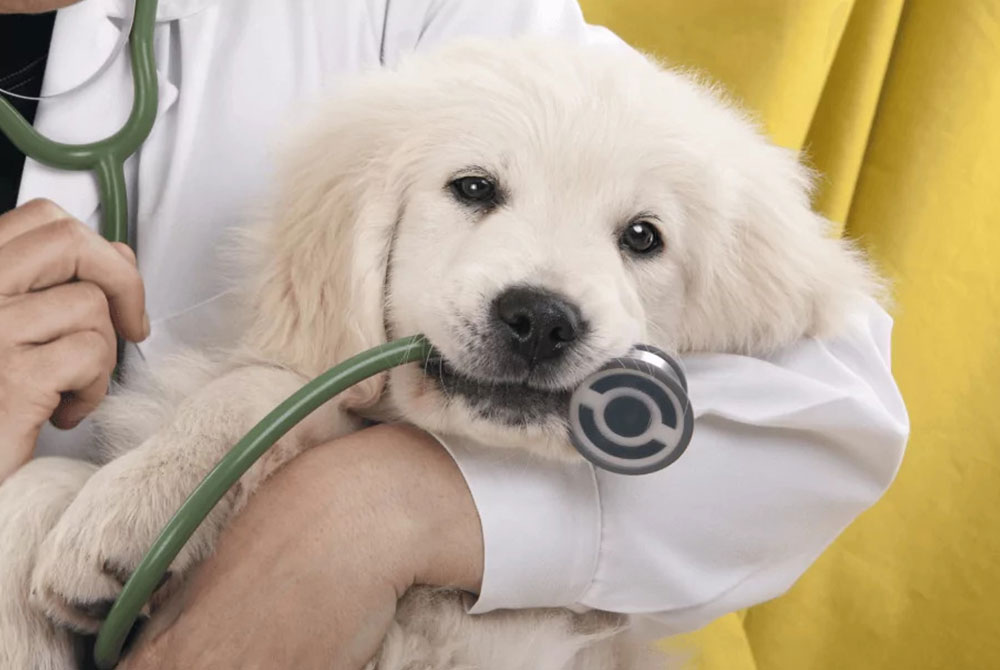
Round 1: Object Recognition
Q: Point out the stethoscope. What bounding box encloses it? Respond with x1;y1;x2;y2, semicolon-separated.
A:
0;0;158;249
0;1;695;666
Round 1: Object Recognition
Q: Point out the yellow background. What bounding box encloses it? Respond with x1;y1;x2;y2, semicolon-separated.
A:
578;1;1000;668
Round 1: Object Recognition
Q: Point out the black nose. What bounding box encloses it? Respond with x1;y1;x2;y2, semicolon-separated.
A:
493;287;584;365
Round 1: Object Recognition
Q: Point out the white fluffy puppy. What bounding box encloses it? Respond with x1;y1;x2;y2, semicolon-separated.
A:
0;38;880;669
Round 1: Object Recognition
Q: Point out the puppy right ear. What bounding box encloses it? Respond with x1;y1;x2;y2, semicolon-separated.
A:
240;78;409;407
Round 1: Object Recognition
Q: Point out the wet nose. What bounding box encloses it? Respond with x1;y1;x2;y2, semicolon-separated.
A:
493;287;583;364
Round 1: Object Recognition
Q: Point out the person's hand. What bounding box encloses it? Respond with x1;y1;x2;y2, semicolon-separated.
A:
121;423;484;670
0;199;148;481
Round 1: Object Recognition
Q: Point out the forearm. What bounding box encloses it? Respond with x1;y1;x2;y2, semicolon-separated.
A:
126;423;483;670
272;423;484;593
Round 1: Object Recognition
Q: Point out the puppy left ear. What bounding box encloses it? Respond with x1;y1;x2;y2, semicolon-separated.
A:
679;140;885;355
240;83;408;408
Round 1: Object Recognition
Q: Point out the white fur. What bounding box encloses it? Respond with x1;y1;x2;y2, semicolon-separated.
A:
0;458;95;669
0;38;881;669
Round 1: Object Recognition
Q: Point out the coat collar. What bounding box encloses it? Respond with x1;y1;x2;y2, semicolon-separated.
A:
102;0;219;22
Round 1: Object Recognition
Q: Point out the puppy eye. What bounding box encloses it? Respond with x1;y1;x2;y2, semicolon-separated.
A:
450;176;497;204
619;221;663;256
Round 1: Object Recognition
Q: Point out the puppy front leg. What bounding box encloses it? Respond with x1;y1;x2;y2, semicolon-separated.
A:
30;363;358;634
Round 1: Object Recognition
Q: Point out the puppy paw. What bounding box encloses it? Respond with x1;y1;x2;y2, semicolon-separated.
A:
30;453;199;633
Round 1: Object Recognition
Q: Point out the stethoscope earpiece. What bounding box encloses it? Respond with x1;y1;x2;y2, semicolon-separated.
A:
569;345;693;476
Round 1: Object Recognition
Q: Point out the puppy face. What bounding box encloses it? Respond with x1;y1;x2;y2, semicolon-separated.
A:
250;39;877;458
383;89;691;453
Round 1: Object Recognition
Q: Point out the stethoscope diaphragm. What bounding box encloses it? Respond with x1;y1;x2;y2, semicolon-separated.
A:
569;345;693;475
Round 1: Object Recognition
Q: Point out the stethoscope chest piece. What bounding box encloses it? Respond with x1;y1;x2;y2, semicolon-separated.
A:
569;345;693;475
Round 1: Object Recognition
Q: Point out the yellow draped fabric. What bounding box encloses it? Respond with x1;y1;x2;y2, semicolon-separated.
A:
578;1;1000;668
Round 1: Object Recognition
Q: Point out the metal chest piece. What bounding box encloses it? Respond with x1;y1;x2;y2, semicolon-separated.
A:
569;345;694;475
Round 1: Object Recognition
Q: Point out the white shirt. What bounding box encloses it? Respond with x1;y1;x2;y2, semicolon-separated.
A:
20;0;909;636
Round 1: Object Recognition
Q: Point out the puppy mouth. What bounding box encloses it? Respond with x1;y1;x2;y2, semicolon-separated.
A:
422;357;572;425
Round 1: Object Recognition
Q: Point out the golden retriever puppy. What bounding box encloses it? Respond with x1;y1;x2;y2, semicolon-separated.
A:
0;38;880;669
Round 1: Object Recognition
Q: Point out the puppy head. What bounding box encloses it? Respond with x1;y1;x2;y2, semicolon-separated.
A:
248;39;880;457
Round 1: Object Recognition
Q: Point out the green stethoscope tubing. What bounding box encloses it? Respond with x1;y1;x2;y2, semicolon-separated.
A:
92;334;435;668
0;0;159;247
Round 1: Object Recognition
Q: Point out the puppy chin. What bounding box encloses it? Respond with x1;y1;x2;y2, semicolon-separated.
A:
387;366;581;462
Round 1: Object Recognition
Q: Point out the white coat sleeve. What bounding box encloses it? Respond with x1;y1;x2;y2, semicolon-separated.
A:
439;297;907;633
379;1;910;633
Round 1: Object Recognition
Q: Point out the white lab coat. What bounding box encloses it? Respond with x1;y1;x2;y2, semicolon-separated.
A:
19;0;909;635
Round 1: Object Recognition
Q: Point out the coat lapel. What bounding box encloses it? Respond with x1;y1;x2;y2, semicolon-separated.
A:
15;0;189;227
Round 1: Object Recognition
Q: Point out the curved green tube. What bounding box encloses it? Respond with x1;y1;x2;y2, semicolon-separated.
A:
0;0;159;244
92;335;435;669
